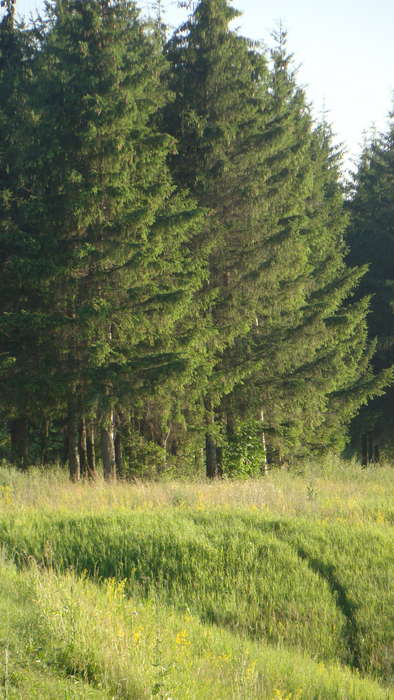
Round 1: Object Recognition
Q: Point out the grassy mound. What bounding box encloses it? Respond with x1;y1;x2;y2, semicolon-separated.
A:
0;560;107;699
0;462;392;696
0;559;390;700
0;509;392;681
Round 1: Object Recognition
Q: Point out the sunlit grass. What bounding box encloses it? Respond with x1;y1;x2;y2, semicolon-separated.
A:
0;508;392;680
0;457;393;697
0;456;392;525
0;558;391;700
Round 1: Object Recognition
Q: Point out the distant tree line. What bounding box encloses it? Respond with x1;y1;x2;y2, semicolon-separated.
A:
0;0;393;478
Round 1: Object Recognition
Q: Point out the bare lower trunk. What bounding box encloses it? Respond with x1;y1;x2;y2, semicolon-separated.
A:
157;427;171;475
114;430;123;478
260;408;268;475
205;432;218;479
79;417;88;478
216;445;223;477
361;434;368;466
361;432;379;466
68;407;81;482
62;427;68;466
40;419;50;465
86;421;97;479
101;410;116;480
205;400;220;479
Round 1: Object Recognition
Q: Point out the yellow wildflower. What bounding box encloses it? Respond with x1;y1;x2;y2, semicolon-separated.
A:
175;629;191;647
132;627;143;644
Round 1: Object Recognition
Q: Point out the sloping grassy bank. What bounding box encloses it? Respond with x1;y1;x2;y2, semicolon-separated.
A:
0;559;391;700
0;461;393;697
0;558;106;699
0;509;392;683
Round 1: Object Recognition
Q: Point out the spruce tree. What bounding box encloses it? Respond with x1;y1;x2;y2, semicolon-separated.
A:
291;122;389;455
221;34;391;466
2;0;204;477
163;0;282;476
347;114;394;460
0;0;43;467
220;31;315;468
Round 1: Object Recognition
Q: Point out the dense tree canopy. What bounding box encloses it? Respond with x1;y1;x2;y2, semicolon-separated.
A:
347;114;394;461
0;0;391;477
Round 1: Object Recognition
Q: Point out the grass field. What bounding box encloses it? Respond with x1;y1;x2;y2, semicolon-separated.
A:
0;458;393;699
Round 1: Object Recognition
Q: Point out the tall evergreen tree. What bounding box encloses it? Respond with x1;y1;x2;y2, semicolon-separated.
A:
347;113;394;461
212;32;392;466
1;0;204;477
0;0;42;467
272;120;390;457
219;31;316;468
163;0;286;476
2;0;390;475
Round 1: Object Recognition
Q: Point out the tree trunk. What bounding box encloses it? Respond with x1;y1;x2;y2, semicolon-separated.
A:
101;410;116;480
62;426;68;466
86;421;97;479
216;444;223;477
260;408;268;475
361;432;377;466
205;400;220;479
79;417;88;478
68;407;81;482
40;419;50;465
170;438;178;456
205;433;218;478
9;417;28;470
157;427;171;475
114;430;123;478
361;433;368;466
367;431;374;464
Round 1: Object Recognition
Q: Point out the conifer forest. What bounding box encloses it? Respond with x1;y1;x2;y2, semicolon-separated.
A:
1;2;394;699
1;0;394;480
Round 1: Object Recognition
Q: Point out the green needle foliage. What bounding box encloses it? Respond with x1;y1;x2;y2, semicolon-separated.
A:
0;0;392;476
1;0;204;477
0;0;41;468
255;111;393;460
347;111;394;461
163;0;278;475
169;21;389;470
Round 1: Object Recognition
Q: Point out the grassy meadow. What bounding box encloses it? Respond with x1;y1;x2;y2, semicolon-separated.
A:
0;457;393;699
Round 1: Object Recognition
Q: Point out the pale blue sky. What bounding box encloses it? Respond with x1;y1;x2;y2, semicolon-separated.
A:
14;0;394;172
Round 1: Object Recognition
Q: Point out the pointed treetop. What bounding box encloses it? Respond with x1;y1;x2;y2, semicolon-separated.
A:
0;0;16;15
1;0;16;26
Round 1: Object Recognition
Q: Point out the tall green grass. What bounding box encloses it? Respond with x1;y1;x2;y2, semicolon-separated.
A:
0;558;107;699
0;460;392;697
0;559;391;699
0;509;392;681
0;458;392;523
